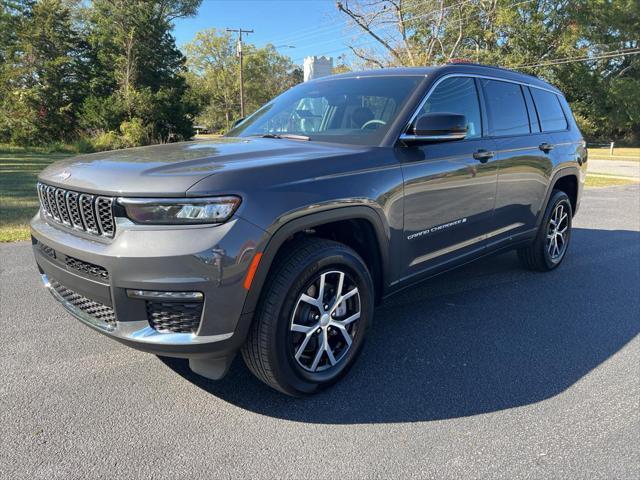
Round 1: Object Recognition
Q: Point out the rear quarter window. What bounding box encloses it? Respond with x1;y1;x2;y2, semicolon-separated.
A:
530;88;567;132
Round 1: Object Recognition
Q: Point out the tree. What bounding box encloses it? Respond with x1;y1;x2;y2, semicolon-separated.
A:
0;0;88;144
336;0;640;144
81;0;202;143
184;29;301;132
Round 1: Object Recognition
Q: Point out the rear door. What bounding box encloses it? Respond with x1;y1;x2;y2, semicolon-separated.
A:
399;76;498;279
480;79;551;243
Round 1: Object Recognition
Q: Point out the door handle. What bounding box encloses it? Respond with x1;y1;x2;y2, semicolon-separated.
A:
539;142;555;153
473;149;495;163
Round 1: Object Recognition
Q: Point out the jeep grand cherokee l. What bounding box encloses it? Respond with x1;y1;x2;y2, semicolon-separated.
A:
31;64;586;396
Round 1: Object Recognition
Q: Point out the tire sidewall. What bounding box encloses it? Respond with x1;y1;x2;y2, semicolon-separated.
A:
268;247;374;395
540;191;572;270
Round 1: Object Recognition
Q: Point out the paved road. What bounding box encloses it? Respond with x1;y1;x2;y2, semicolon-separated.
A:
588;159;640;179
1;185;639;480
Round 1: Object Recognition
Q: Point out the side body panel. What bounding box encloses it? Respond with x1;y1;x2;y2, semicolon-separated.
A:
490;135;552;239
397;139;498;281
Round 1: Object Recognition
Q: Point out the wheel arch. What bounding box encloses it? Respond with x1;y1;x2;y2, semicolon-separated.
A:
241;206;391;316
536;167;580;228
553;173;578;214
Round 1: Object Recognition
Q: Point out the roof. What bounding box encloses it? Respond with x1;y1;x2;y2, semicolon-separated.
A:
318;63;562;95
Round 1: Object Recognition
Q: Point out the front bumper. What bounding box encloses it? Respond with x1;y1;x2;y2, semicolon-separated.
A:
31;212;265;360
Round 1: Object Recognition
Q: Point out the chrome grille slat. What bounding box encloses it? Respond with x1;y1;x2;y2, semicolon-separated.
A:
39;184;51;214
95;197;115;237
65;191;84;229
55;188;72;226
79;194;99;234
37;182;115;238
37;184;48;215
46;186;61;220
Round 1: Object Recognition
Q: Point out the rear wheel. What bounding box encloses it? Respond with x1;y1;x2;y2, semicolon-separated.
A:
241;238;374;396
518;189;572;271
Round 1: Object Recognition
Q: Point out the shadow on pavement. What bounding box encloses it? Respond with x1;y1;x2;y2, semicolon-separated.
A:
160;227;640;423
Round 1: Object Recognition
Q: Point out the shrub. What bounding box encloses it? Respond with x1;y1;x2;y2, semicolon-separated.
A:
92;131;124;151
73;137;95;153
119;118;149;147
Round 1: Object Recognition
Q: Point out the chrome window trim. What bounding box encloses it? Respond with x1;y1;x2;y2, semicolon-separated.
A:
399;133;467;142
401;73;564;139
117;196;239;206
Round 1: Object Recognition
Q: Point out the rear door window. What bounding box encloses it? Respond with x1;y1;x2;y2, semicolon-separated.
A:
530;88;567;132
481;79;530;136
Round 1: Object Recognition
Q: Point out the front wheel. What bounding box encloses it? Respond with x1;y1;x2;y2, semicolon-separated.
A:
518;189;573;271
241;238;374;396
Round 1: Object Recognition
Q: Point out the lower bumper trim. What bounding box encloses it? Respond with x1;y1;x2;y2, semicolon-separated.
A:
41;274;233;347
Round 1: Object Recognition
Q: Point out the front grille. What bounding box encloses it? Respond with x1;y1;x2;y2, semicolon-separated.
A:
65;255;109;281
147;302;203;334
49;277;116;326
37;182;116;238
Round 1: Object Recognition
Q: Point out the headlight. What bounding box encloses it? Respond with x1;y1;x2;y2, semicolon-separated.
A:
118;196;241;225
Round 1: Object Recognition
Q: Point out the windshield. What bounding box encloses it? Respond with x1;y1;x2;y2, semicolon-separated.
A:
226;76;423;146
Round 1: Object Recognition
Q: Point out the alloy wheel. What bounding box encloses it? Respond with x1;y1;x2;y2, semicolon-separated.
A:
289;270;361;373
546;202;569;261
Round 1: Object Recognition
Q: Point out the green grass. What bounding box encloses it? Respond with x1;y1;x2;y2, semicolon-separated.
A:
0;149;73;242
588;147;640;161
585;175;638;188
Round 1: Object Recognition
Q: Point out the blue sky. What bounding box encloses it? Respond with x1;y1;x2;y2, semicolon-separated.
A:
172;0;359;66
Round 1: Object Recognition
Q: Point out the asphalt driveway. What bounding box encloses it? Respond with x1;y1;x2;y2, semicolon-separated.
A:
1;185;639;479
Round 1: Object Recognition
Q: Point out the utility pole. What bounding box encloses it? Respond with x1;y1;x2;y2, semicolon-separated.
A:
226;27;253;118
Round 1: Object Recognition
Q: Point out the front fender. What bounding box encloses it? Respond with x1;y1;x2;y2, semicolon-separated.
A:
240;205;391;316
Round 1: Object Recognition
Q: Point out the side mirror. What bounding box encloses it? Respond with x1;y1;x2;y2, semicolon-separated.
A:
400;112;467;144
232;117;245;128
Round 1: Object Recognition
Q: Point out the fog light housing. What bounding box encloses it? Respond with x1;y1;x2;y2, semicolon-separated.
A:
126;289;204;302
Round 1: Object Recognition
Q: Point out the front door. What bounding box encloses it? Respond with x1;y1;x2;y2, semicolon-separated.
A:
399;76;498;280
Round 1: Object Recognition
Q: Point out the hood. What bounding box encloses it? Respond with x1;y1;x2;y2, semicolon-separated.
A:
38;137;366;196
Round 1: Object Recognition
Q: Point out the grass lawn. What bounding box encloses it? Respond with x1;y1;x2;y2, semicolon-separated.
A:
585;175;638;188
0;149;72;242
588;147;640;161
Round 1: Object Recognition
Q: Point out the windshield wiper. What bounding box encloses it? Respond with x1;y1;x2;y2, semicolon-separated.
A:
258;133;310;141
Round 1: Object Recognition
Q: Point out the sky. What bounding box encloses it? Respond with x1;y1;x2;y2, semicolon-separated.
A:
172;0;362;67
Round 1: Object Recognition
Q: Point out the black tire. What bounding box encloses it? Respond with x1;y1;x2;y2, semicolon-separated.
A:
241;237;374;396
518;189;573;271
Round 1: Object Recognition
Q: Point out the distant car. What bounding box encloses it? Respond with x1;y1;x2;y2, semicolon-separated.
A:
32;64;586;396
193;125;210;135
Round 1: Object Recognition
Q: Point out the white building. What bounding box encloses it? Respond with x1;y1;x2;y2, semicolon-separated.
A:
303;56;333;82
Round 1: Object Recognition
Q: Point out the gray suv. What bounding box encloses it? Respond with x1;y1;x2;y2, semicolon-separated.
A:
31;64;586;396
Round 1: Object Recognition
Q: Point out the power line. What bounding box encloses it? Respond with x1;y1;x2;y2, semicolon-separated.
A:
514;48;640;69
266;0;450;46
290;0;536;63
268;0;482;51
